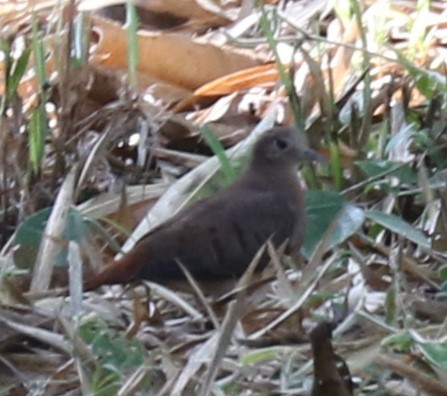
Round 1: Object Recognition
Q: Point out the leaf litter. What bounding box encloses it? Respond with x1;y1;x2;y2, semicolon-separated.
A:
1;0;447;394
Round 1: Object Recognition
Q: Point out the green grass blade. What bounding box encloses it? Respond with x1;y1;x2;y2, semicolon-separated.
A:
72;13;89;67
259;7;303;130
126;1;139;88
6;48;31;103
350;0;372;148
200;125;236;184
29;12;49;173
29;105;48;173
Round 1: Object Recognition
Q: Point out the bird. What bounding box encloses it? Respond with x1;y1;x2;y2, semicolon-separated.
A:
84;126;322;291
310;322;353;396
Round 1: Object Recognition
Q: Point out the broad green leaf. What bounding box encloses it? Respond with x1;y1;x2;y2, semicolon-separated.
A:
366;210;430;248
417;342;447;370
303;191;364;258
14;207;89;269
333;203;365;244
385;123;417;154
356;160;416;184
65;208;88;241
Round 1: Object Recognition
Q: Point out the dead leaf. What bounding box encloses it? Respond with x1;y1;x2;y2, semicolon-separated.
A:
91;15;259;91
310;322;353;396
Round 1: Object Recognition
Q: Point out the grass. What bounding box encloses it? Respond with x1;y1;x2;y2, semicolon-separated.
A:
1;0;447;394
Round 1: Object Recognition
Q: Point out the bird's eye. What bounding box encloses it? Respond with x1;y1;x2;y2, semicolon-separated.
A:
275;138;288;150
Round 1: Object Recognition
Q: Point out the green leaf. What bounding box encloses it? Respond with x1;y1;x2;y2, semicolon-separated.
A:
392;48;445;96
356;160;416;185
15;208;51;247
259;7;302;129
6;47;31;102
126;0;139;88
29;105;48;173
385;285;396;325
382;330;413;351
334;203;365;243
200;125;236;184
303;191;364;258
72;14;89;67
417;342;447;370
64;208;88;241
329;140;343;190
14;207;90;269
339;91;365;124
31;14;46;86
241;347;284;366
385;123;417;154
79;317;147;373
29;12;50;173
365;210;431;248
439;266;447;282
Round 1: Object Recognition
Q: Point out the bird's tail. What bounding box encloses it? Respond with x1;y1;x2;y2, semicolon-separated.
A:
84;253;142;290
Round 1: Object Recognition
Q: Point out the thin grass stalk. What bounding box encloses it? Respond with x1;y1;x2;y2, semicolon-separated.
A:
259;7;303;130
29;12;49;174
329;140;343;191
200;125;236;184
126;0;139;89
350;0;373;149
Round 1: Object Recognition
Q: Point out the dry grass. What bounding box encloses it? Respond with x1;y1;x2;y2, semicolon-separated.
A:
1;0;447;395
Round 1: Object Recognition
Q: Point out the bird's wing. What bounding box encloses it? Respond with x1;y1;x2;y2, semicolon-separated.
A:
138;188;300;280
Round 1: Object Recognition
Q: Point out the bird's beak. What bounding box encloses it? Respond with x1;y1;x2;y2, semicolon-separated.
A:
296;147;326;163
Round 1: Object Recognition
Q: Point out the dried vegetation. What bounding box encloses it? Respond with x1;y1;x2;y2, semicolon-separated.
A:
1;0;447;395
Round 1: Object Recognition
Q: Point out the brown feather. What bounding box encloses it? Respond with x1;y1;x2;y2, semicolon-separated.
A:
85;127;322;290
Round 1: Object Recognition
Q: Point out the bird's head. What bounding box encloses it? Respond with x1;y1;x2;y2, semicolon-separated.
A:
252;127;324;168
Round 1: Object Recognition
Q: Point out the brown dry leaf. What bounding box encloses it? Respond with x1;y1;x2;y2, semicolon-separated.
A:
43;360;79;395
300;49;332;121
81;0;230;22
78;183;169;221
330;16;360;99
153;147;206;170
192;94;259;141
194;63;281;96
406;294;447;322
91;15;259;91
310;322;353;396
